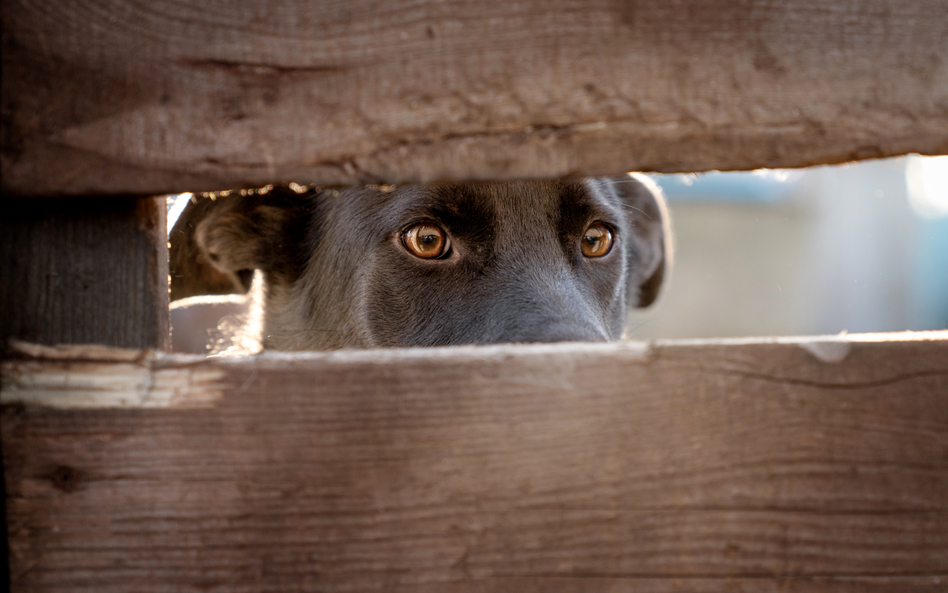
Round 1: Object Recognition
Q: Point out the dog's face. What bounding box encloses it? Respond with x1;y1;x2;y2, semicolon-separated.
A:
170;175;668;350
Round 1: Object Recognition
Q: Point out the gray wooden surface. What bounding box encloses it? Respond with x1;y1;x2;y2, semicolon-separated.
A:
2;336;946;591
3;0;948;196
0;197;169;349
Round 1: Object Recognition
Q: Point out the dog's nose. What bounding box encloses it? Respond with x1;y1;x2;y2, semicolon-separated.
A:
483;276;612;345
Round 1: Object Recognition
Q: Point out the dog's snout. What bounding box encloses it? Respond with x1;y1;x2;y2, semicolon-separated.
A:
476;269;614;345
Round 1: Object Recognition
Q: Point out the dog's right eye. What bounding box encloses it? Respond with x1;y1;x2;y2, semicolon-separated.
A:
402;222;450;259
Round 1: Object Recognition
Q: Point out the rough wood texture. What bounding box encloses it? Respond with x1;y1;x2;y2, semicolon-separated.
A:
2;335;947;591
0;196;169;349
3;0;948;196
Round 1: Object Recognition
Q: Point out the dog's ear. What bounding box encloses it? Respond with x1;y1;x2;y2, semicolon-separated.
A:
169;189;310;301
610;174;671;308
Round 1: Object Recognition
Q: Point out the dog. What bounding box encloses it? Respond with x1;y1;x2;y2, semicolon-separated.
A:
169;175;669;351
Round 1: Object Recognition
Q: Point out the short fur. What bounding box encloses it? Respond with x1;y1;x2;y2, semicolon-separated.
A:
170;175;669;350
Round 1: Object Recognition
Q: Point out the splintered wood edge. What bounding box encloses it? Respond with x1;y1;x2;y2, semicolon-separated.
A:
2;340;223;409
5;340;157;362
1;332;946;409
0;361;228;410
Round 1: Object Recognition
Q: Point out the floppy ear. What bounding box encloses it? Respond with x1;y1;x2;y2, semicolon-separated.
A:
169;188;310;301
611;173;671;308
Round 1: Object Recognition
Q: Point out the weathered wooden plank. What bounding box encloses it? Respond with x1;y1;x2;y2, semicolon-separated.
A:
0;197;170;349
2;334;946;591
3;0;948;196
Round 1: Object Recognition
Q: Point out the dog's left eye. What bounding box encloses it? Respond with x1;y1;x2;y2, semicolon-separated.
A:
402;222;450;259
581;222;614;258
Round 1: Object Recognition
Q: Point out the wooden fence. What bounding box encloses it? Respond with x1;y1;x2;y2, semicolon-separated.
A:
2;0;947;591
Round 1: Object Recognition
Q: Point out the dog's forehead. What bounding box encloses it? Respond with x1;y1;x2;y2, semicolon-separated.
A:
383;180;618;225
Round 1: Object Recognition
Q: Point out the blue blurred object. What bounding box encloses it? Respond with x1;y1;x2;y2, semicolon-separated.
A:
906;155;948;330
911;217;948;330
650;170;802;204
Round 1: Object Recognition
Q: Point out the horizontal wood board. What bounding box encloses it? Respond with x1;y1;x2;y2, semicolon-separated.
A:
3;0;948;196
2;335;947;591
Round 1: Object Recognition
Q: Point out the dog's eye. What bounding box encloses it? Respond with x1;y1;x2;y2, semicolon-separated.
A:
581;222;614;258
402;222;450;259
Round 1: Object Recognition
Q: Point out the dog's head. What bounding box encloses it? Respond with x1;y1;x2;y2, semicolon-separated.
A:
170;175;669;350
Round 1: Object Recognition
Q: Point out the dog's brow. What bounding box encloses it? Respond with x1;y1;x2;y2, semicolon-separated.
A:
404;186;497;236
558;185;620;231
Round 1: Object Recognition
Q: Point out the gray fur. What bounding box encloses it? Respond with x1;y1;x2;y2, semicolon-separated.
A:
170;175;669;351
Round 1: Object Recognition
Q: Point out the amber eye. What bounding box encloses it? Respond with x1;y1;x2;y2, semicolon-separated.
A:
581;222;614;257
402;222;450;259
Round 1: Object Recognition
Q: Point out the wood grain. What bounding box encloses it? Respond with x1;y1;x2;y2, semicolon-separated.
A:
3;0;948;196
0;196;170;349
2;335;947;591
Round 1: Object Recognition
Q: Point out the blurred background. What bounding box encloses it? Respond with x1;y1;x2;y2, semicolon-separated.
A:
628;155;948;339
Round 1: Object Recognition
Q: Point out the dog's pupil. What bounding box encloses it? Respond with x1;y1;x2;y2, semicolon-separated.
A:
421;234;436;245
